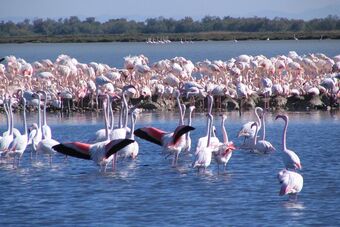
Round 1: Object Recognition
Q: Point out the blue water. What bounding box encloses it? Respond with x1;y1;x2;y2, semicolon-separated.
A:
0;111;339;226
0;40;339;67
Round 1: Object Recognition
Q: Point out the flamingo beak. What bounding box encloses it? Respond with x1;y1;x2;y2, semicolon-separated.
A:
228;143;236;151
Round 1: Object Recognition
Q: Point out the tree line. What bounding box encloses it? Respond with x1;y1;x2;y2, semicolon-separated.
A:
0;15;339;37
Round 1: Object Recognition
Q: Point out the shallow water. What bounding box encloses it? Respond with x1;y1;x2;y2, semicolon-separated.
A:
0;40;339;67
0;111;339;226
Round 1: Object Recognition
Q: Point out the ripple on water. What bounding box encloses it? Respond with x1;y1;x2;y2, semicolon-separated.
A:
0;112;339;225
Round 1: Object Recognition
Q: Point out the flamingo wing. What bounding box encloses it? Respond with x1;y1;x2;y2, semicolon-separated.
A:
53;142;91;160
104;139;135;158
173;125;195;144
134;127;168;146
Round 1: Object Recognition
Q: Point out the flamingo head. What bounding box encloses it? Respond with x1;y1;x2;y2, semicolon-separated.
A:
251;122;258;129
221;142;236;156
275;114;288;121
220;114;227;122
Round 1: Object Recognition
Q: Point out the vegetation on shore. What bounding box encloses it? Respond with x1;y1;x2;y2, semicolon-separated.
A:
0;15;340;43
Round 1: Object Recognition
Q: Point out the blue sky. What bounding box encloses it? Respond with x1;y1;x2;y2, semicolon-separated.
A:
1;0;340;22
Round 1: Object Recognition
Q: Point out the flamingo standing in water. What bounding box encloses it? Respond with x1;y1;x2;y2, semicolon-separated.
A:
250;122;276;154
277;169;303;200
192;113;214;172
28;93;42;155
134;124;195;166
117;108;140;160
275;114;302;170
0;99;15;156
6;97;28;167
238;107;263;150
53;99;134;171
213;114;236;173
195;95;220;152
183;105;195;153
39;91;52;140
53;139;134;172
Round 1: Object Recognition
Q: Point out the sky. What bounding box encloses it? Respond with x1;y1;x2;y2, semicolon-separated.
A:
1;0;340;22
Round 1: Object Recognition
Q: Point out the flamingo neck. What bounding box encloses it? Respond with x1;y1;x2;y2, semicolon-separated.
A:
103;101;109;140
255;108;262;129
221;118;228;144
207;115;213;147
23;101;27;135
4;102;10;132
208;95;213;114
108;98;114;130
177;96;183;125
186;108;193;138
123;93;128;128
205;115;210;138
130;114;136;140
9;102;13;135
43;93;47;126
261;113;266;140
253;124;258;146
282;118;288;151
118;102;123;128
37;96;41;129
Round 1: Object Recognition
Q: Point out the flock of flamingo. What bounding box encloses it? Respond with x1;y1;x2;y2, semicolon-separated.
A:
1;50;338;200
1;87;303;199
0;51;339;113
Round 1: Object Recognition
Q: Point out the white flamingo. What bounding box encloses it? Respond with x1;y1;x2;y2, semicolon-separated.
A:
213;114;236;173
0;99;15;155
238;107;263;149
192;113;214;172
28;94;43;154
250;122;276;154
277;169;303;200
117;108;140;160
183;105;195;153
6;97;28;167
276;114;302;170
39;91;52;140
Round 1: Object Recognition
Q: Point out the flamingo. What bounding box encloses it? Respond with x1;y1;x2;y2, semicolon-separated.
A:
195;95;220;152
250;122;275;154
39;91;52;140
5;97;28;167
53;139;134;172
134;125;195;166
90;95;112;143
110;92;130;140
213;114;236;173
183;105;195;153
53;98;134;171
36;138;60;165
237;107;263;149
117;108;140;160
0;99;15;155
275;114;302;170
277;169;303;200
28;93;42;154
192;113;214;172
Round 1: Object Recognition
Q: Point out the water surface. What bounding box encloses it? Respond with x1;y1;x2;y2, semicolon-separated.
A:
0;111;339;226
0;40;339;67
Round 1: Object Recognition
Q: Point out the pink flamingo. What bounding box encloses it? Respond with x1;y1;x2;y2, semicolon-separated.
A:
134;125;195;166
277;169;303;200
275;114;302;170
53;139;134;172
213;114;236;173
